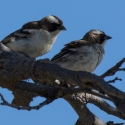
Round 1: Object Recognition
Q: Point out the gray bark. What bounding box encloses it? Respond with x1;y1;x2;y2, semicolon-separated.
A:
0;43;125;125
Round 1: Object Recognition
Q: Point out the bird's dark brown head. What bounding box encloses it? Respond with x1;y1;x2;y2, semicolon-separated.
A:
83;29;112;44
39;15;66;32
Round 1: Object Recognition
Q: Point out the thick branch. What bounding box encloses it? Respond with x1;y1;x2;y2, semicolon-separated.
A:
2;80;124;121
81;93;125;119
0;43;35;90
15;81;111;101
15;81;58;99
109;95;125;116
0;43;125;101
64;94;105;125
32;60;125;100
0;43;125;121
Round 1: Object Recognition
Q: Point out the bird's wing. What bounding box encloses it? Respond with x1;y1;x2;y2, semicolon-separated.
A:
22;21;40;29
1;21;40;44
1;29;31;44
51;40;90;61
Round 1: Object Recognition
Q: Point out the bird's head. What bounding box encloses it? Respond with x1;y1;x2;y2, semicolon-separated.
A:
83;29;112;45
40;15;66;33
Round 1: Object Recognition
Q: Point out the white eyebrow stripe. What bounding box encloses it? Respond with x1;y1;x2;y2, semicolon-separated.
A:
93;30;103;34
47;15;59;24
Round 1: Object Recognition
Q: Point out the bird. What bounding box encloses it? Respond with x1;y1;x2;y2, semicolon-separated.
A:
1;15;66;58
51;29;112;73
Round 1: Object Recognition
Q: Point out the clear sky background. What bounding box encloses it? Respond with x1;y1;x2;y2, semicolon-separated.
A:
0;0;125;125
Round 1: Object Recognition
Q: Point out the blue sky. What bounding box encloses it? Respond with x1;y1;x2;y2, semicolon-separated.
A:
0;0;125;125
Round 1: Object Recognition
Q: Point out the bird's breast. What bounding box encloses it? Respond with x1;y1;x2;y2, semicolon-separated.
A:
4;30;58;58
27;31;57;57
57;45;104;72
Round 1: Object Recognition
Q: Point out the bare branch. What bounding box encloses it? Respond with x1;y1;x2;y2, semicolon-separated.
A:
65;93;125;124
101;58;125;78
118;68;125;71
0;43;35;90
32;59;125;100
0;43;125;122
0;43;125;101
15;81;58;98
15;81;111;104
0;93;54;110
106;121;124;125
83;93;125;119
64;94;106;125
109;95;125;116
106;77;122;84
63;88;111;101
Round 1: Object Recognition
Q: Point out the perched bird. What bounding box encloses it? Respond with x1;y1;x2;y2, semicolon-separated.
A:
51;29;112;72
1;15;66;58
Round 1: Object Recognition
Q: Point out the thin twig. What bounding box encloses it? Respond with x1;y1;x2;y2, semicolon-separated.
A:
107;77;122;83
106;121;124;125
101;58;125;78
0;93;54;110
118;68;125;71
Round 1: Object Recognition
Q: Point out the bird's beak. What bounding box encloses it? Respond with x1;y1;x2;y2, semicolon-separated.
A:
105;35;112;40
58;25;66;30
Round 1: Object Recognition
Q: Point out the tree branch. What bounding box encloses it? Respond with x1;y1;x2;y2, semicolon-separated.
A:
106;121;124;125
80;93;125;119
101;58;125;78
64;94;106;125
15;81;111;101
31;59;125;101
0;43;125;101
0;93;54;110
106;77;122;84
0;43;125;123
109;95;125;116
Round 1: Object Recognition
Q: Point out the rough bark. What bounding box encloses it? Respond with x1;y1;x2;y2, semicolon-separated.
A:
0;43;125;125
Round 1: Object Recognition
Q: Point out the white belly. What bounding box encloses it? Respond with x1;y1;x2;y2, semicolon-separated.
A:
5;30;58;58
